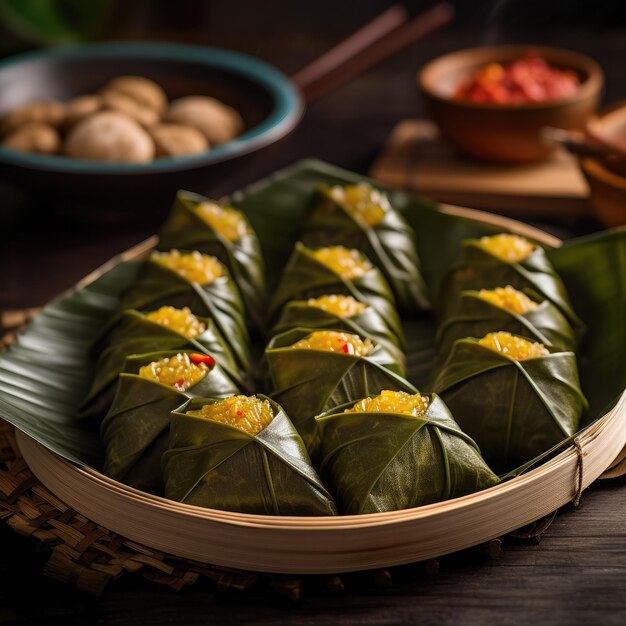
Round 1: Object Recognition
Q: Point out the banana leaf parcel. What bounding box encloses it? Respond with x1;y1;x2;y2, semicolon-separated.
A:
80;309;247;420
101;350;240;493
270;297;406;375
157;191;266;330
117;252;250;373
266;328;415;458
432;336;588;473
162;396;337;515
301;184;429;311
435;288;576;368
317;392;499;514
438;236;583;333
268;242;404;346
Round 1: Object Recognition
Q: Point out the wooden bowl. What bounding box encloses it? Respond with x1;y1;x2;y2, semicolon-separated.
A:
581;157;626;227
419;45;603;163
0;42;302;210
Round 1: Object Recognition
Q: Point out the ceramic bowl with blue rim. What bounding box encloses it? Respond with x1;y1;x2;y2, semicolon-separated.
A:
0;42;303;211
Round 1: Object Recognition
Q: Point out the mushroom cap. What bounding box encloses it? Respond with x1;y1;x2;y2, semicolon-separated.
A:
0;101;65;136
101;90;161;127
165;96;244;145
64;111;155;163
103;75;168;114
63;95;103;128
2;122;60;154
149;123;209;157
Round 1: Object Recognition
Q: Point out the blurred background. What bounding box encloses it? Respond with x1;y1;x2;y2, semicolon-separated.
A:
1;0;625;306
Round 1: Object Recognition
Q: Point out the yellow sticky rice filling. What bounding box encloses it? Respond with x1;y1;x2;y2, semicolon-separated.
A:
187;395;273;435
477;286;538;314
478;332;548;361
195;201;249;242
306;294;367;318
311;246;372;279
138;353;208;391
477;234;535;263
144;306;206;339
152;249;223;285
346;390;430;418
328;183;388;226
290;330;373;356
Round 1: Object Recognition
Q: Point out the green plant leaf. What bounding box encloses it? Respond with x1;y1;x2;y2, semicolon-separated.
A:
157;191;267;331
432;339;587;473
0;159;622;503
79;309;247;421
301;186;429;311
117;255;251;374
0;0;110;44
100;350;240;493
162;396;337;515
268;242;404;346
434;290;576;369
270;300;406;374
266;328;414;458
439;240;583;332
317;394;498;514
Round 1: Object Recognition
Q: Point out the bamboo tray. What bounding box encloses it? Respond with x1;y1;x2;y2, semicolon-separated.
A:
12;201;626;575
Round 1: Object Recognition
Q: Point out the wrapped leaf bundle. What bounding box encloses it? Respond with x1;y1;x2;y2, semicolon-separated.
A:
162;395;337;515
432;332;588;472
117;249;250;372
317;390;499;514
101;350;239;492
157;191;266;329
439;234;583;332
435;286;576;365
80;306;246;419
270;294;405;370
301;184;429;311
266;329;414;457
268;243;404;346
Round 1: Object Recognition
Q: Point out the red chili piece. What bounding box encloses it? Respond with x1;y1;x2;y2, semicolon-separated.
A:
190;353;216;367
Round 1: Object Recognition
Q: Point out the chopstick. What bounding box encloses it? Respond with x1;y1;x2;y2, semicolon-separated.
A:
292;3;455;103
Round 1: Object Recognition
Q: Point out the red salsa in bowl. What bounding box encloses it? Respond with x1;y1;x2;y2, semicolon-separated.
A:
454;54;580;105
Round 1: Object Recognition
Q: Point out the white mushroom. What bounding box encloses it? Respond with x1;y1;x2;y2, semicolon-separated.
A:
165;96;243;145
103;75;168;115
2;122;60;154
64;111;155;162
0;101;65;136
63;95;103;128
101;90;160;127
149;123;209;157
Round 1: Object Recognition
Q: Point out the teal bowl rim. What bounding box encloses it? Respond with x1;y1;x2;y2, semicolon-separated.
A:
0;42;304;174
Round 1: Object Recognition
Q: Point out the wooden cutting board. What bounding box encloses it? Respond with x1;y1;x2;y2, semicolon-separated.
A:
369;120;591;217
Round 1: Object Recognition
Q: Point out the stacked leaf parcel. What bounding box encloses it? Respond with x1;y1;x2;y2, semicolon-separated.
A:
432;233;587;473
81;183;588;518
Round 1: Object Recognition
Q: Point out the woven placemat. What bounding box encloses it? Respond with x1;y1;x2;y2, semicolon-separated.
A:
0;307;560;598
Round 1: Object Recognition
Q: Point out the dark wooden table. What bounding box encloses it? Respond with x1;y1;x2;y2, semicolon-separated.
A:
1;26;626;626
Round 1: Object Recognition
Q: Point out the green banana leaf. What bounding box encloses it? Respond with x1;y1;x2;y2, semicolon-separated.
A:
101;350;240;493
438;239;584;333
266;328;415;458
432;338;588;473
301;186;429;311
317;394;499;514
162;396;337;515
157;190;267;331
270;299;406;372
79;309;247;421
434;289;576;368
117;253;251;373
0;159;623;498
268;242;404;347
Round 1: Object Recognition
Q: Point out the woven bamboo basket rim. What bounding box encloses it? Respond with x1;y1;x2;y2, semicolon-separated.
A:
12;204;626;574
